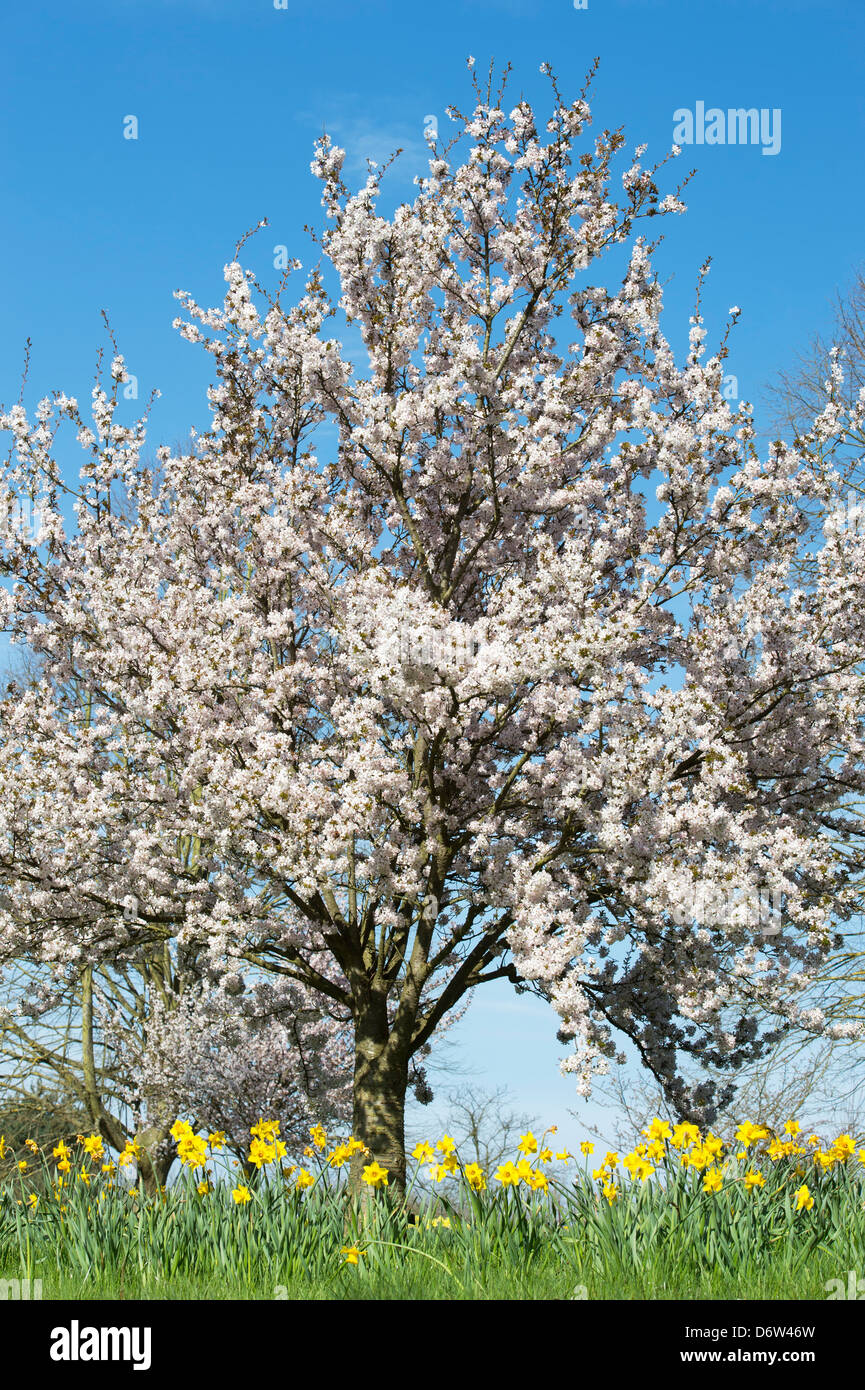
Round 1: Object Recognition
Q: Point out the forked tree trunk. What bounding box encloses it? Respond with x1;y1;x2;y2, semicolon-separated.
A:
348;1024;410;1201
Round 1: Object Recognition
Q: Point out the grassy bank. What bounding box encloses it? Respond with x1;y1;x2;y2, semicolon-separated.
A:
2;1117;863;1300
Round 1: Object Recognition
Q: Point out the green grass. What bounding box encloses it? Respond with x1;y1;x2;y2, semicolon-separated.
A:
2;1125;864;1300
1;1251;859;1301
2;1175;863;1300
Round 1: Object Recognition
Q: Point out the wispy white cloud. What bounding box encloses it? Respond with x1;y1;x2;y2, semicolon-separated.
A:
295;97;437;183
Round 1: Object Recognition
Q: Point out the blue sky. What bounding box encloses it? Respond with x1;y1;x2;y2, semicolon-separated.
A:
2;0;864;1153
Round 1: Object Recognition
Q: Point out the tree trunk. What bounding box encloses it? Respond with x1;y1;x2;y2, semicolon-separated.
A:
135;1125;172;1198
348;1027;409;1201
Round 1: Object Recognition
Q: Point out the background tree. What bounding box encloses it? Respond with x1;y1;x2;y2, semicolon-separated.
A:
766;265;865;490
0;951;353;1193
433;1083;539;1172
584;1026;864;1153
0;1085;90;1197
2;61;865;1199
750;268;865;1131
579;274;865;1147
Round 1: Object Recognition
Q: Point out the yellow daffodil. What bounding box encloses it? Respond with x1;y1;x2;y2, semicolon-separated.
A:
671;1123;701;1150
178;1134;209;1169
250;1118;280;1143
643;1118;672;1143
686;1146;711;1171
515;1159;534;1184
361;1160;389;1188
463;1163;486;1192
81;1133;104;1160
734;1121;768;1149
495;1161;519;1187
248;1137;276;1170
832;1134;856;1160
